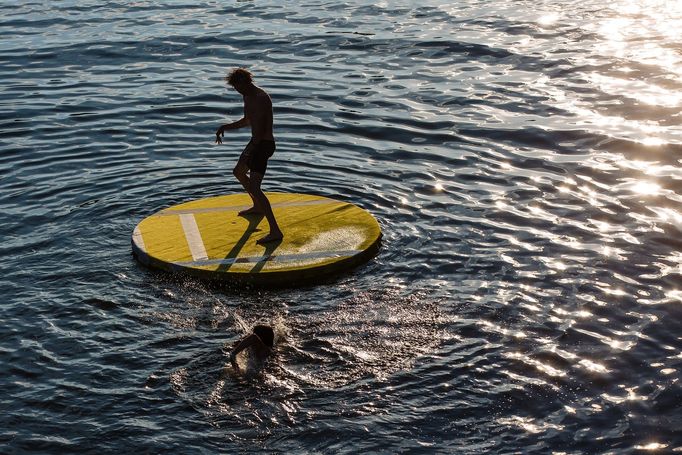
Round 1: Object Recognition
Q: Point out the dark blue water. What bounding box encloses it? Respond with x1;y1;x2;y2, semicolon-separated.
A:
2;1;681;453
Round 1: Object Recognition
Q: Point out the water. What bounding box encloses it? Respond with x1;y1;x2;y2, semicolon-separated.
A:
2;0;681;452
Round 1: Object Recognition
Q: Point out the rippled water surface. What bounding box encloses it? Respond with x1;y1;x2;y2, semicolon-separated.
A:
2;0;682;453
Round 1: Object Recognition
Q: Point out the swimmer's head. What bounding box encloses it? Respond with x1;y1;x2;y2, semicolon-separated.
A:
253;324;275;348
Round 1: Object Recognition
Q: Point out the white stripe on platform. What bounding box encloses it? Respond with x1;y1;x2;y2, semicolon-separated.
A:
179;214;208;261
158;198;341;216
132;226;146;253
173;249;362;267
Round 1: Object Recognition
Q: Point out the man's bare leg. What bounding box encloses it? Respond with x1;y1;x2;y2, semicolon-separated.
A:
232;161;263;215
248;171;283;244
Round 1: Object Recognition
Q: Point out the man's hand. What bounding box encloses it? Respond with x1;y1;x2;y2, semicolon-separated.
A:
215;125;225;144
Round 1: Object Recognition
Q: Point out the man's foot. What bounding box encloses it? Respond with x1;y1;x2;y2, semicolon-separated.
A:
256;232;284;244
238;206;263;216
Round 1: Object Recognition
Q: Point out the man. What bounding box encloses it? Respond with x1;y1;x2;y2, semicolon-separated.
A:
228;324;275;373
215;68;283;244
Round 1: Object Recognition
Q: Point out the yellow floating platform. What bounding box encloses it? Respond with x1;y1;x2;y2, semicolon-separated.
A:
131;192;382;286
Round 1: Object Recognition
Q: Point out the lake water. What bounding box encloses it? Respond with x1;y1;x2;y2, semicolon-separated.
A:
2;0;681;453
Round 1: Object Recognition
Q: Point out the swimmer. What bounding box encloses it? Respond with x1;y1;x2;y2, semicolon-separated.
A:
229;324;275;372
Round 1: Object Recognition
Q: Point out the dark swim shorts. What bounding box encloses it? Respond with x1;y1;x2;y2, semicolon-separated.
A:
244;140;276;175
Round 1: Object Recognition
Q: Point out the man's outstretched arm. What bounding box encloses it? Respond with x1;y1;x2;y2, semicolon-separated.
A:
215;116;250;144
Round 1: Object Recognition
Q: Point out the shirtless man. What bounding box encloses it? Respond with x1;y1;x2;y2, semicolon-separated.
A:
228;324;275;373
215;68;283;244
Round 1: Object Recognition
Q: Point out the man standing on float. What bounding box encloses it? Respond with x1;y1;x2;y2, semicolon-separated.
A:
215;68;283;244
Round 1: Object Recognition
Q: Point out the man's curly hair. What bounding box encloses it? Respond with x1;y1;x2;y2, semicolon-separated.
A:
226;68;253;86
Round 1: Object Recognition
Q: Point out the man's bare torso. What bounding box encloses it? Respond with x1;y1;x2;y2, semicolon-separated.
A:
244;87;274;142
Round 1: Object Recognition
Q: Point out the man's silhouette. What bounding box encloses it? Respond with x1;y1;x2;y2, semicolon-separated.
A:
216;68;283;244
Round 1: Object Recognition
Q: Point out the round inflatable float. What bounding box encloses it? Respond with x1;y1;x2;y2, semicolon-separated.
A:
131;192;382;286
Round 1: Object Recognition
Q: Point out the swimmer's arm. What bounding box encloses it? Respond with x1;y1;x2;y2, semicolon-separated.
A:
229;334;260;369
231;334;259;355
